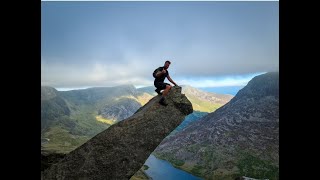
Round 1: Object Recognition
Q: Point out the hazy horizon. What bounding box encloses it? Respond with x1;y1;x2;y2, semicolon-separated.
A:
42;83;243;96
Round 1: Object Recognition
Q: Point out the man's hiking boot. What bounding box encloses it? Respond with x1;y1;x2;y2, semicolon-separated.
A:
155;89;162;95
159;97;168;106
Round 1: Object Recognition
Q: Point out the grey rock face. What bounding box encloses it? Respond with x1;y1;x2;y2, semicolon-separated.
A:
155;72;279;179
42;86;193;180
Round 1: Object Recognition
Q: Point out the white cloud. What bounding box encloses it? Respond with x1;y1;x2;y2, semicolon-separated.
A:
41;58;154;88
41;55;272;89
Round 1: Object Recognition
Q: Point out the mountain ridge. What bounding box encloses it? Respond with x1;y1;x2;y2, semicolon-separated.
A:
41;84;233;153
154;72;279;180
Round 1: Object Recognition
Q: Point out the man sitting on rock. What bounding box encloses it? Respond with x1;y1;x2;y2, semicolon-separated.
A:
153;60;178;106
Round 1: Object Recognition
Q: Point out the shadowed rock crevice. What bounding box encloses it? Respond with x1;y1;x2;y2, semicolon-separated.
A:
42;86;193;180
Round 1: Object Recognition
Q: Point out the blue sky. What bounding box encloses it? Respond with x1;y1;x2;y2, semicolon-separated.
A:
41;1;278;90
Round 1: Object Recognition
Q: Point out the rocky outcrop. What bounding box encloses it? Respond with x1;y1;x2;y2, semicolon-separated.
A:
42;86;193;180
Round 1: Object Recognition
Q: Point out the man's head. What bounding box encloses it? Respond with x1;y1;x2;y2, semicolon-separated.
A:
164;60;171;69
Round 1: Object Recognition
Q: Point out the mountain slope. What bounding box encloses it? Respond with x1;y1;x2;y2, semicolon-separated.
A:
41;85;145;153
170;111;208;135
182;85;233;112
41;86;71;130
154;72;279;180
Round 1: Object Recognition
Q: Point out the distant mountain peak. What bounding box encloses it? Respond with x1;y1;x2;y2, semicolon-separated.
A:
234;72;279;99
41;86;58;100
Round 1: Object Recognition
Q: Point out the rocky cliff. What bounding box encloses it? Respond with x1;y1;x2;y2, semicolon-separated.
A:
42;86;193;180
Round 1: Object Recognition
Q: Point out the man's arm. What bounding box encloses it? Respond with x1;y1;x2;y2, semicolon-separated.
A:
167;75;178;86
